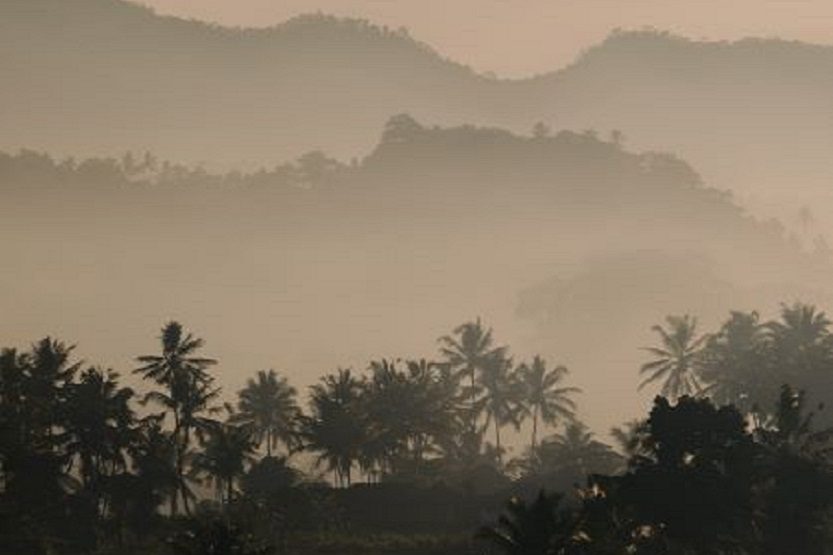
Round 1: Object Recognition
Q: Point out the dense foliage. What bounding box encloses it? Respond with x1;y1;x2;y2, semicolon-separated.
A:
3;305;833;553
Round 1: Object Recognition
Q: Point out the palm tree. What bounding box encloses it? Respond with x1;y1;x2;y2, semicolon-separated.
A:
639;315;707;400
609;419;648;459
439;318;508;428
234;370;299;457
518;356;580;449
699;311;772;415
134;321;218;515
535;422;623;478
767;303;833;385
128;416;178;520
476;356;524;464
63;367;135;515
299;369;365;487
28;337;82;437
192;422;257;504
134;322;216;392
360;359;461;478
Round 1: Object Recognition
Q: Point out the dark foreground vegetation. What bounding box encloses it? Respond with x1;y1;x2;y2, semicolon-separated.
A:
3;304;833;554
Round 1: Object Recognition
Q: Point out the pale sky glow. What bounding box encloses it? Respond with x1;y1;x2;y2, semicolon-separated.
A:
139;0;833;76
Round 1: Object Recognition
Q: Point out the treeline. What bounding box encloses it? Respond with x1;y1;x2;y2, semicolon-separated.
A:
0;318;587;553
3;304;833;553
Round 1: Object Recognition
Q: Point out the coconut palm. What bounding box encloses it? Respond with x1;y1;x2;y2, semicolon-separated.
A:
535;422;623;478
609;419;649;459
439;318;508;427
299;369;365;487
62;367;135;515
476;356;525;464
699;311;773;415
235;370;299;457
518;356;580;449
134;322;216;392
128;416;179;520
192;422;257;504
28;337;82;437
639;314;707;400
134;321;219;515
767;303;833;382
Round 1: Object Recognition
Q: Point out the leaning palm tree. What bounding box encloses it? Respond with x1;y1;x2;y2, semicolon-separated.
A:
639;315;707;400
234;370;299;457
518;356;580;449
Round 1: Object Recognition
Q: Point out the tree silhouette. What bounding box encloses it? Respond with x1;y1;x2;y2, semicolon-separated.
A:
639;315;707;399
618;396;758;553
767;303;833;403
299;369;365;487
476;356;524;464
531;422;622;480
234;370;299;457
478;491;579;555
169;515;273;555
699;310;772;417
517;356;579;449
134;321;218;515
192;421;257;504
439;318;508;433
754;385;833;554
63;367;135;519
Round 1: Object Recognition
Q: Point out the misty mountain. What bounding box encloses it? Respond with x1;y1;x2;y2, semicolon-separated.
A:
2;116;829;430
4;0;833;226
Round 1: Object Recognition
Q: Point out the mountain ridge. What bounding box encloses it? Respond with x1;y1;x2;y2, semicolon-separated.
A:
5;0;833;229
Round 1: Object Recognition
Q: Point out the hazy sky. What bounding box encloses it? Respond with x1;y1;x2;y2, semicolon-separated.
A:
140;0;833;76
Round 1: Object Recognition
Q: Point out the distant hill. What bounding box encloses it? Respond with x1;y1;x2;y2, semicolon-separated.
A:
4;0;833;228
2;115;831;431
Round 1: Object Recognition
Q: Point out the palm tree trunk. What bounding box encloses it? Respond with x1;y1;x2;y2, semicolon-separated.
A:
495;418;502;465
180;425;192;516
531;406;539;450
470;367;477;431
227;477;233;505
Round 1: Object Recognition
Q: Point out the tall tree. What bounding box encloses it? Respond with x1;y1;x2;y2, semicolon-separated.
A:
235;370;299;457
439;318;508;430
63;367;135;518
639;315;707;400
699;310;773;417
299;369;365;487
532;422;623;479
767;303;833;406
192;422;257;504
476;356;524;464
517;356;579;449
134;321;219;515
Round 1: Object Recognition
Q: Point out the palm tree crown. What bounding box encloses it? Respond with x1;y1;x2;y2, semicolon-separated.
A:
518;356;580;449
235;370;299;457
639;314;707;400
